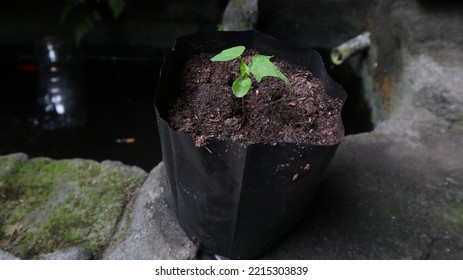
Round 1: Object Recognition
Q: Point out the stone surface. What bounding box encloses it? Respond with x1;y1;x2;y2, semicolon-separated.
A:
370;0;463;122
0;153;147;259
40;247;92;260
397;49;463;127
0;153;28;178
222;0;258;31
103;163;197;260
0;249;19;260
260;111;463;259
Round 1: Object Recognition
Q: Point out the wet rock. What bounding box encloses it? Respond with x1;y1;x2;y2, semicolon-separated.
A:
103;163;197;260
41;247;92;260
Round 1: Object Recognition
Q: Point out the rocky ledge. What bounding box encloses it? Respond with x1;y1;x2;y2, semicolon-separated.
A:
0;153;196;260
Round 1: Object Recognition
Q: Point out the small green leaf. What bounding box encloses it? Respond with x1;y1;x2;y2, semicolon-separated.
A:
240;60;250;76
60;0;85;23
232;76;252;98
108;0;126;19
74;9;101;45
249;54;290;85
211;46;246;62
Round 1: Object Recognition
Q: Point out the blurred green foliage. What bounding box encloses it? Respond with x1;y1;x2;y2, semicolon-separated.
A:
60;0;126;44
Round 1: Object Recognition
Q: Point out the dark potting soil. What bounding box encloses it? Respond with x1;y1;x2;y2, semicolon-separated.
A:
168;50;343;146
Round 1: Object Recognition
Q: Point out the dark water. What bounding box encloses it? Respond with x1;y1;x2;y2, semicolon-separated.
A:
0;50;164;171
0;46;372;172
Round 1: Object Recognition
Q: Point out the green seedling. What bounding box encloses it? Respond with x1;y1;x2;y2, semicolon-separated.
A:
211;46;290;98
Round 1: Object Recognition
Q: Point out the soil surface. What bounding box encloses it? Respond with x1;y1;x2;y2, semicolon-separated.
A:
168;50;342;146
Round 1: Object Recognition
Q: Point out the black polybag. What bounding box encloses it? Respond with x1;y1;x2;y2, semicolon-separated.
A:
155;31;347;259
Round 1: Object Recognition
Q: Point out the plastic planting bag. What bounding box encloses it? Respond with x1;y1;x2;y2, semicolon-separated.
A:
155;31;347;259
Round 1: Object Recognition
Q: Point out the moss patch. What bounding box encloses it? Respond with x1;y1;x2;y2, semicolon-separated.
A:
0;154;147;259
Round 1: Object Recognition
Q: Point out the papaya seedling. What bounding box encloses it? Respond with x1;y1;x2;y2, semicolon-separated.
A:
211;46;290;98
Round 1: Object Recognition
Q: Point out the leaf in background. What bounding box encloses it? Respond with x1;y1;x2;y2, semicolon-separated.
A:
249;54;290;85
232;76;252;98
211;46;246;62
74;9;101;45
60;0;85;23
108;0;126;19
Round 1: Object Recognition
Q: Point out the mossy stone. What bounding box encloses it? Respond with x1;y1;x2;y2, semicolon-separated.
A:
0;153;147;259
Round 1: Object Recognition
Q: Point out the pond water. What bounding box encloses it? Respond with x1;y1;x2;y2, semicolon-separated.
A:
0;48;164;171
